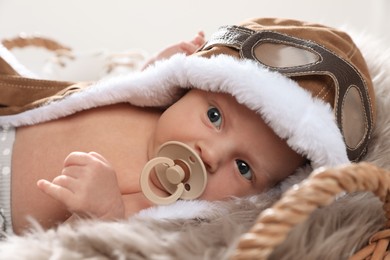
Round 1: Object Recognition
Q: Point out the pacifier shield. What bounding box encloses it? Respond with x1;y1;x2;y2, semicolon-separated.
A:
140;141;207;205
156;141;207;200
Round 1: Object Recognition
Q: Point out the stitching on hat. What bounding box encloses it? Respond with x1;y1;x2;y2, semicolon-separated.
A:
0;74;70;85
347;46;358;59
201;25;254;51
0;83;59;90
248;34;322;70
317;76;335;101
232;25;254;35
316;41;373;129
315;85;327;99
320;87;331;101
341;84;369;153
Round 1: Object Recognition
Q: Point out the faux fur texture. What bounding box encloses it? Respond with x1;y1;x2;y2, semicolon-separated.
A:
0;32;389;259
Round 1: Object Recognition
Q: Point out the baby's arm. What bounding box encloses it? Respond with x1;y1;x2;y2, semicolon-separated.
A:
141;31;205;70
37;152;125;220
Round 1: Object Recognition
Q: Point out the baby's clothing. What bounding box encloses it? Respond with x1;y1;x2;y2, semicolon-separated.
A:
0;125;15;235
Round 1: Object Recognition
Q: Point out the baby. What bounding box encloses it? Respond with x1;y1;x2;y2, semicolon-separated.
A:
0;18;375;236
26;88;303;233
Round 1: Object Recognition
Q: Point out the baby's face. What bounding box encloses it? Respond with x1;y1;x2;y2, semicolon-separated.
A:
149;89;304;200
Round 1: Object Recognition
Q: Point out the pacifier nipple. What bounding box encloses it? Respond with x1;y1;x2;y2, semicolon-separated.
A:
140;141;207;205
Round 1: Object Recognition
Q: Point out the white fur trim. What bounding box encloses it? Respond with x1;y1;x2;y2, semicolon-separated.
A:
0;54;348;168
137;200;228;220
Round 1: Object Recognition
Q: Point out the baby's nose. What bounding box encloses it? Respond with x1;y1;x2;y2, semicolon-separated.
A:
195;141;220;174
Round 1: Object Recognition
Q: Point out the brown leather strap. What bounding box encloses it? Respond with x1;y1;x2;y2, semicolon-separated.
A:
0;74;88;115
0;37;89;116
0;53;20;76
202;25;254;51
0;54;86;116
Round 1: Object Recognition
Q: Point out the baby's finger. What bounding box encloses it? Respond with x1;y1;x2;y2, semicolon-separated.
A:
179;42;199;55
61;165;85;179
37;179;74;204
88;152;110;164
52;174;78;191
64;151;93;167
197;31;205;38
191;31;206;47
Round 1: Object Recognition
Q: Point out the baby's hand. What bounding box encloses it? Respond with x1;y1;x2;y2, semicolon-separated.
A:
37;152;125;220
141;31;206;70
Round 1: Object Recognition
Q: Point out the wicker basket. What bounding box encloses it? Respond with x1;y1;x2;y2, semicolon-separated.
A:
231;162;390;260
1;34;72;53
3;35;390;260
2;34;145;80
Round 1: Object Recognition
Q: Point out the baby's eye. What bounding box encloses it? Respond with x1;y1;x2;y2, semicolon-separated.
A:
207;106;222;129
236;159;253;180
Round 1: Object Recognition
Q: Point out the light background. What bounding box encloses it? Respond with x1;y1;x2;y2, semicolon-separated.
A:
0;0;389;54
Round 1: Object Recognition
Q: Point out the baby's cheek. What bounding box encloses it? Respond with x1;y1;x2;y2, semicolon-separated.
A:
197;178;232;200
205;181;249;200
266;163;306;190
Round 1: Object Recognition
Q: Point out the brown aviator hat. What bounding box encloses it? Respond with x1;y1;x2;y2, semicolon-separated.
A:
196;17;375;162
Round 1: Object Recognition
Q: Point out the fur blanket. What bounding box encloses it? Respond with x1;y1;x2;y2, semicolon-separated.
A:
0;32;389;260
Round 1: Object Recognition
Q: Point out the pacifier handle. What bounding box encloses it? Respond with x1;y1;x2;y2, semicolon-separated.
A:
140;141;207;205
140;157;185;205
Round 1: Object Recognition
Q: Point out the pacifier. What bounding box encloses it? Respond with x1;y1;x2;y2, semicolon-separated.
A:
140;141;207;205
